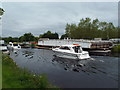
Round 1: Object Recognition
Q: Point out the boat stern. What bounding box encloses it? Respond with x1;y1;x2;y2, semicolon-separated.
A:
77;51;90;59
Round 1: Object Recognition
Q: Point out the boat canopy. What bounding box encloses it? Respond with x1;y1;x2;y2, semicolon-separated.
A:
59;45;83;53
73;46;83;53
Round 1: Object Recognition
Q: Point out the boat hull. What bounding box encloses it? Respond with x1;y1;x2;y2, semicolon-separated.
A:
0;46;8;51
53;50;90;60
77;51;90;59
53;50;78;59
7;45;21;51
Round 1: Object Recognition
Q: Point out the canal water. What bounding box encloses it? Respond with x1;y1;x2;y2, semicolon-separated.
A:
10;48;119;88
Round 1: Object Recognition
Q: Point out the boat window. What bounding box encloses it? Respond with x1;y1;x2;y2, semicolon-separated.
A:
1;44;7;46
73;46;82;53
9;44;12;46
13;44;18;46
60;46;70;50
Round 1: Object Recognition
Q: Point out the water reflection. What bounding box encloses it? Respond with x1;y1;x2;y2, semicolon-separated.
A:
52;56;86;72
22;50;34;59
52;56;104;74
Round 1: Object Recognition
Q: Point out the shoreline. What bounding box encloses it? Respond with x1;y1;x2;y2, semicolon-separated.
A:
2;53;58;89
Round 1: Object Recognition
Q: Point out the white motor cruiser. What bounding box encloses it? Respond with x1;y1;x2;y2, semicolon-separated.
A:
0;44;8;51
7;42;21;51
52;44;90;59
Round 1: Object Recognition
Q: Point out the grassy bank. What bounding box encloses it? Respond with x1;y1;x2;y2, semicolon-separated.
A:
111;45;120;53
0;52;2;89
2;54;58;88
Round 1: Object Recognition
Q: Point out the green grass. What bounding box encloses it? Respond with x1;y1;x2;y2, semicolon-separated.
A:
0;52;2;89
111;45;120;53
2;54;59;89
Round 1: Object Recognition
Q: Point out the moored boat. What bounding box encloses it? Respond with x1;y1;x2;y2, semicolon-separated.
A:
0;44;8;51
7;42;21;51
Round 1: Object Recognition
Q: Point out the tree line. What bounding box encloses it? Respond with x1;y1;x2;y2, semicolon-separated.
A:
1;31;59;43
61;18;120;39
1;17;120;43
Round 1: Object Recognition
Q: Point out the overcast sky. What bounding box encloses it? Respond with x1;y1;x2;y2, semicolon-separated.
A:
1;2;118;37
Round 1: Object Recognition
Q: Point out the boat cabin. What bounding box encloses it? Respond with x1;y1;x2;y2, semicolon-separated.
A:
58;44;83;53
8;42;21;49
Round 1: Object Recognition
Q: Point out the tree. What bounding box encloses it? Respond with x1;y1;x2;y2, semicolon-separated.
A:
53;32;59;39
61;34;68;39
19;33;35;42
65;23;71;37
64;18;119;39
40;31;59;39
34;37;39;42
2;37;19;43
0;8;4;16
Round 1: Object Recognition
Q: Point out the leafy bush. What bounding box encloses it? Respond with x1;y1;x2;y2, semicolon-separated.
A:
111;45;120;53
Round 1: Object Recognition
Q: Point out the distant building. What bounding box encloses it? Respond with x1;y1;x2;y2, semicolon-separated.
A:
94;38;102;41
38;39;113;49
0;40;5;44
22;42;30;44
39;38;49;41
0;40;7;51
109;38;120;43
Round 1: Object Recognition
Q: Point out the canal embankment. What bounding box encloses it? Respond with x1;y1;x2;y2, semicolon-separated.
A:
2;53;58;88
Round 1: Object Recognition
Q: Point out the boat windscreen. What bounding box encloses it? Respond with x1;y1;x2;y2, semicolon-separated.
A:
0;44;7;46
73;46;82;53
9;44;12;46
13;44;18;46
59;46;70;50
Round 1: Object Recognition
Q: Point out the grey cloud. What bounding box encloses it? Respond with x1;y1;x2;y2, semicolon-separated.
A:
2;2;118;37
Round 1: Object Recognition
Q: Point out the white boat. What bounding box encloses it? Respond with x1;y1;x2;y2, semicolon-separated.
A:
52;44;90;59
7;42;21;50
0;44;8;51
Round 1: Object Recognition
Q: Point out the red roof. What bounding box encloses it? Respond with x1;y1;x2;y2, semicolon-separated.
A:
29;42;38;43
